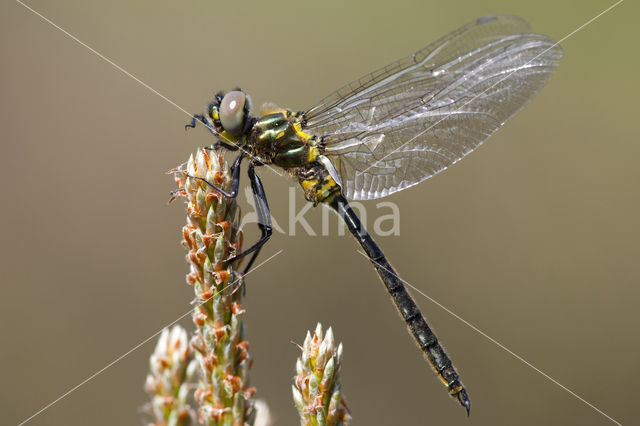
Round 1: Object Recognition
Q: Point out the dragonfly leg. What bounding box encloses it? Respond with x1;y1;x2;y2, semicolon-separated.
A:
204;140;239;151
185;113;218;136
241;243;265;276
186;113;239;151
186;153;244;198
228;162;272;274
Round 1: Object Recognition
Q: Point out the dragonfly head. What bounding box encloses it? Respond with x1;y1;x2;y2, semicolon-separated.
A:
208;89;253;137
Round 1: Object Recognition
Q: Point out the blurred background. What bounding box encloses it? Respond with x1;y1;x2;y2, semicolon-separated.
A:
1;0;638;425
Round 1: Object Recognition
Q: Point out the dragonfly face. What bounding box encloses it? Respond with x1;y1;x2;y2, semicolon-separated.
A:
203;90;251;138
186;15;563;414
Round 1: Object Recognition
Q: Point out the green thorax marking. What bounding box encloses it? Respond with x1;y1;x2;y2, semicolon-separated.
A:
252;110;318;168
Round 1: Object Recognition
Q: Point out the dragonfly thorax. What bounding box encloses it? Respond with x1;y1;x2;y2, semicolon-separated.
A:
251;110;318;167
247;108;340;205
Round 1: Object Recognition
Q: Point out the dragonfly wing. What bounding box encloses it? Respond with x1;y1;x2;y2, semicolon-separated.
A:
304;15;562;200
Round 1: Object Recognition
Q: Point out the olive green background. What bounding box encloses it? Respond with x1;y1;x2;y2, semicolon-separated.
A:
1;0;638;425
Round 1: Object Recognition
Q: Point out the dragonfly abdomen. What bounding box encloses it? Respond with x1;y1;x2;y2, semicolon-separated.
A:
329;194;471;414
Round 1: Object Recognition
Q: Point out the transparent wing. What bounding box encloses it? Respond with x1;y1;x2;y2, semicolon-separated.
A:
304;15;562;200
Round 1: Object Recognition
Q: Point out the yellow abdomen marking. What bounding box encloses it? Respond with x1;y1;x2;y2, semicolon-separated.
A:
315;176;340;204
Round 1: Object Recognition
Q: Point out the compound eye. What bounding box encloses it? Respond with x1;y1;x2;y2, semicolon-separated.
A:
219;91;247;135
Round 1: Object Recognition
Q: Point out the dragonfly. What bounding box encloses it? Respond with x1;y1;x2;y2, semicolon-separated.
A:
185;14;562;414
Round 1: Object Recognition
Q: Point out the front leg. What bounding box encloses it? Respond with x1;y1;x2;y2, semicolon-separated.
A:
187;153;244;198
228;163;272;274
186;114;239;151
204;141;239;152
185;114;218;136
